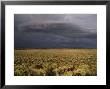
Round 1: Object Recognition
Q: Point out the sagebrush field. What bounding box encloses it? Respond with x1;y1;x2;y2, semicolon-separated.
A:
14;49;97;76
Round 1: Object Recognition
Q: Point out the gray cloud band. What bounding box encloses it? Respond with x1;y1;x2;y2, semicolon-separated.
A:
14;14;97;48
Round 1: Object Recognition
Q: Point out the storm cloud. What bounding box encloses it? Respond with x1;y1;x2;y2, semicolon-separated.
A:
14;14;97;49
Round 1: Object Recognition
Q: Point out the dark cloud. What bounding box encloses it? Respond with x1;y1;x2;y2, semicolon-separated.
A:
14;14;97;49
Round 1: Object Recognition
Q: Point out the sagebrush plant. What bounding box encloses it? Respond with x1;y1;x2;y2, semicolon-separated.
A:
14;49;97;76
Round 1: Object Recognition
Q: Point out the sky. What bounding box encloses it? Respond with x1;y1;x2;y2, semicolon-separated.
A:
14;14;97;49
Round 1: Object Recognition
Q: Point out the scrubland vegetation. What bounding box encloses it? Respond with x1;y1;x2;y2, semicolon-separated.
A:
14;49;97;76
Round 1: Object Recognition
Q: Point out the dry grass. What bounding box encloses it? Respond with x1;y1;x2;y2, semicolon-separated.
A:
14;49;97;76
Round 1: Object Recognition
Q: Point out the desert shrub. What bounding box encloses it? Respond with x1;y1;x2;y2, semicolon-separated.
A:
14;65;30;76
73;64;91;76
46;64;57;76
30;68;46;76
53;68;59;76
63;71;73;76
34;64;43;69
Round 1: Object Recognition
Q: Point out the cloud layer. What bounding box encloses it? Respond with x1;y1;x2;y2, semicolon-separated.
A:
14;14;97;48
